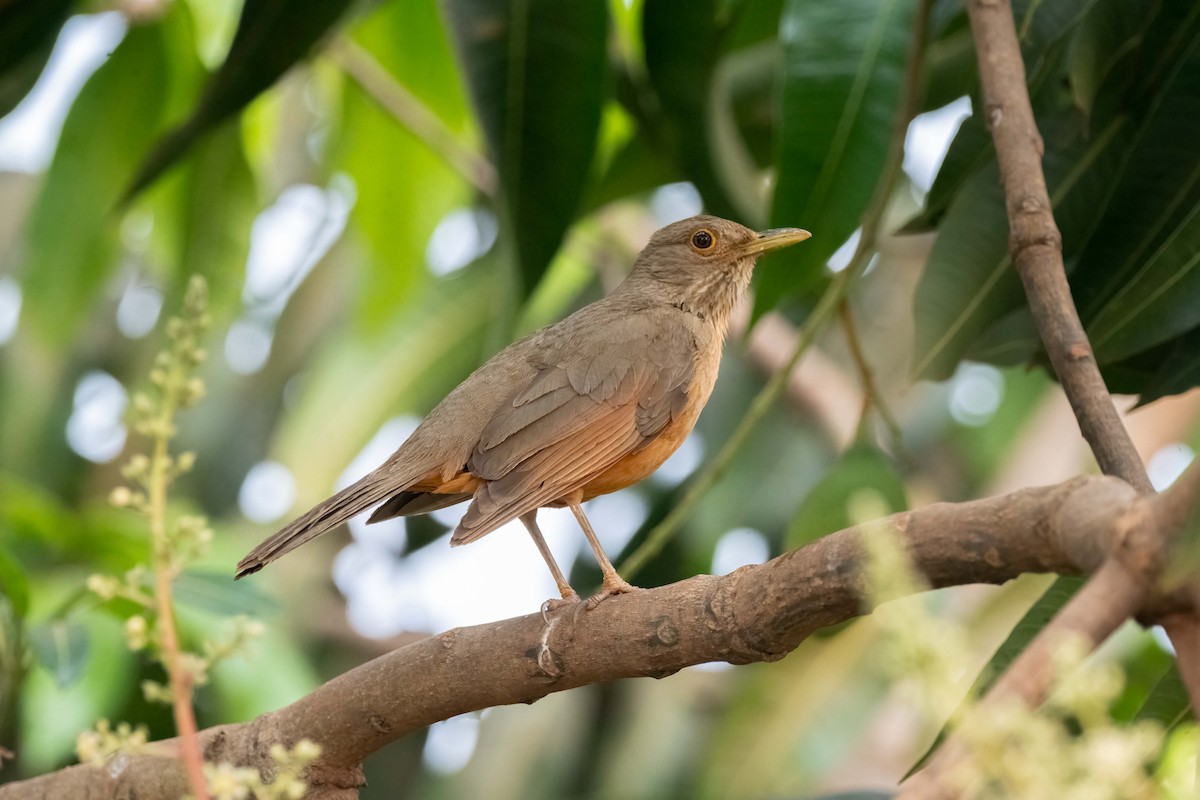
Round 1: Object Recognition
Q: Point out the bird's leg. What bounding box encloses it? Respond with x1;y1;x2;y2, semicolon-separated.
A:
568;501;639;608
520;512;580;616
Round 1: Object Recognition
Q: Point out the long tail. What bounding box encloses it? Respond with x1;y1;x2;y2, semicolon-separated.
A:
235;471;398;579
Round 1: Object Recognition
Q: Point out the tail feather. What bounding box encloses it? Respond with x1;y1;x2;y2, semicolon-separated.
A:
235;471;398;578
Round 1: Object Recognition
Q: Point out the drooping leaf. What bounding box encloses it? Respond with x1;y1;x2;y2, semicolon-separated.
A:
443;0;608;293
19;23;169;347
758;0;916;316
0;0;72;117
125;0;356;199
29;620;89;688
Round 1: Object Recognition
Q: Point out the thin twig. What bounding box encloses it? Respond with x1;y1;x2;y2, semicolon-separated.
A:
148;391;208;800
838;300;903;444
620;0;934;578
328;38;498;196
967;0;1151;494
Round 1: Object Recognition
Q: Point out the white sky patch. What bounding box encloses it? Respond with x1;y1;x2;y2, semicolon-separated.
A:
0;277;21;345
338;416;422;489
583;491;648;555
116;281;163;339
0;13;127;173
651;182;703;225
423;715;480;775
223;318;273;375
66;370;127;463
827;228;862;273
1147;443;1195;492
426;208;497;276
948;362;1005;427
242;177;354;316
651;432;705;487
712;527;770;575
238;461;297;524
904;96;972;194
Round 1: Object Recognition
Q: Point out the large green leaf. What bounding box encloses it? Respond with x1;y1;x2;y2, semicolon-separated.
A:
785;442;907;550
758;0;916;316
443;0;607;293
911;115;1130;380
19;23;169;347
125;0;356;199
911;1;1200;394
1074;37;1200;363
337;0;471;332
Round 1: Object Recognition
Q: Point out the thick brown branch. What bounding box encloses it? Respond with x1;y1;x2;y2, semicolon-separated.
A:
3;475;1163;800
967;0;1150;494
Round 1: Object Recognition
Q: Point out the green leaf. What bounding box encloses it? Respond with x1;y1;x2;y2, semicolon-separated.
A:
18;23;169;347
758;0;916;316
785;443;907;550
911;115;1130;380
175;568;278;616
642;0;742;220
125;0;356;199
1075;36;1200;363
1135;662;1193;728
1139;325;1200;404
444;0;608;293
145;118;259;321
0;544;30;620
0;0;72;117
336;0;472;332
29;620;89;688
904;575;1083;778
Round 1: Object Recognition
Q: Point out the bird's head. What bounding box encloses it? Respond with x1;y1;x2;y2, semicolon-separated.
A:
624;215;811;329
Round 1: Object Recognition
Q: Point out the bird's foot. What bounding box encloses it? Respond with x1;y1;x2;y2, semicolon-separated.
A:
540;592;582;623
583;577;640;611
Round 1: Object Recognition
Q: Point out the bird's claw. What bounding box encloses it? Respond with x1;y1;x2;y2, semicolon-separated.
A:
540;593;582;623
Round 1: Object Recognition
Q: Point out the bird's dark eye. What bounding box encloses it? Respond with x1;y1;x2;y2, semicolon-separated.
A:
691;229;715;250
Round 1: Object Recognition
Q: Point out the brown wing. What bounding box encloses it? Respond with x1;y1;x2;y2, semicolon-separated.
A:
452;313;697;544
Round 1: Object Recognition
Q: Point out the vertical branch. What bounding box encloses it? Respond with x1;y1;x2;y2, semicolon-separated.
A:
968;0;1152;494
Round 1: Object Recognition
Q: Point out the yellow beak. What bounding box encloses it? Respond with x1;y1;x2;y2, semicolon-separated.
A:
743;227;812;256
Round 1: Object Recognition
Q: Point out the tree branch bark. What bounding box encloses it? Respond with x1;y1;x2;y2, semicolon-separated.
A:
13;472;1200;800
